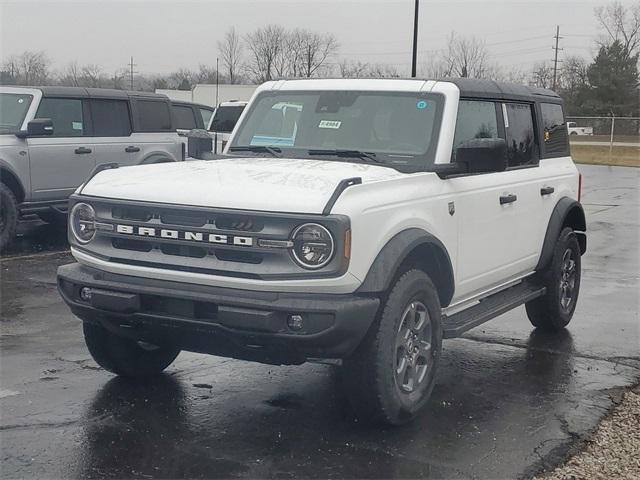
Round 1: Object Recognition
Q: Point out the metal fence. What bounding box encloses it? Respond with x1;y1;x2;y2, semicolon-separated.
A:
566;116;640;146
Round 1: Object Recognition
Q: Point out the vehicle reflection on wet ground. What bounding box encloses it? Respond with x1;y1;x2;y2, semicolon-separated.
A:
1;165;638;479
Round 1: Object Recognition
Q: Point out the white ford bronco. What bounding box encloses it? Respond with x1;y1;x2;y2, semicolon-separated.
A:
58;78;586;425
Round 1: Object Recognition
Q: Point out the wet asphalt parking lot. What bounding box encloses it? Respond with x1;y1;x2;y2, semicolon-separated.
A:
1;164;638;479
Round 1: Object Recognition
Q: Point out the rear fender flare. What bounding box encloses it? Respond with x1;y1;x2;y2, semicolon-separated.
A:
536;197;586;271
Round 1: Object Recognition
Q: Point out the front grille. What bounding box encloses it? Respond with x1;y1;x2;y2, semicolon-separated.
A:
77;197;349;280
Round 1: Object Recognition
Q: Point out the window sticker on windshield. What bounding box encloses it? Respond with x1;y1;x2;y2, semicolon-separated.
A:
318;120;342;129
416;100;428;109
72;122;83;130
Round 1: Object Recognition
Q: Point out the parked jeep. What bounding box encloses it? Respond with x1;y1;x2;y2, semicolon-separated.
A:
0;86;185;250
57;78;586;425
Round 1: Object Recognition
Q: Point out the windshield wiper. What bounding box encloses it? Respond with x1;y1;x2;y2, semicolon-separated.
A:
228;145;282;157
307;149;383;164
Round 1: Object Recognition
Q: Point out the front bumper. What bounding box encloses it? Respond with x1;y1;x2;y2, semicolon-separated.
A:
57;263;380;365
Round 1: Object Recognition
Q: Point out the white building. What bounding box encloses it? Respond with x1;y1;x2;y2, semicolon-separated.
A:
156;84;257;106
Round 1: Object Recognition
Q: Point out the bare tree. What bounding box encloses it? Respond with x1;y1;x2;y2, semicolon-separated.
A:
59;61;81;86
530;62;554;88
442;33;489;78
218;27;243;84
169;68;196;90
595;1;640;55
338;60;371;78
80;64;104;87
3;51;50;85
245;24;287;82
195;64;219;84
289;29;339;78
560;55;588;91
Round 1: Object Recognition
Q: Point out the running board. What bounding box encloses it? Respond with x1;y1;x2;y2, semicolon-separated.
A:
442;281;546;339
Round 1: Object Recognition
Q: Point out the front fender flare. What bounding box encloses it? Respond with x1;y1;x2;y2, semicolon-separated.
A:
357;228;455;307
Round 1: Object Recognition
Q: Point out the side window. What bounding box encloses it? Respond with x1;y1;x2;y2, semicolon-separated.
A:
135;100;172;132
199;108;214;128
540;103;568;157
35;97;84;137
172;105;198;130
503;103;538;167
452;100;499;159
90;99;132;137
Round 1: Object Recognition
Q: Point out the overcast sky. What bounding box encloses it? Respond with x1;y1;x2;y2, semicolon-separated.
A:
0;0;629;77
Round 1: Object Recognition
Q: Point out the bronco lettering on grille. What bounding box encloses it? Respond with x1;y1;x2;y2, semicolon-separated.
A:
115;224;254;246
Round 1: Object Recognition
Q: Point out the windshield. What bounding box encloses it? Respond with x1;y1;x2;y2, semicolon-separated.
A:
230;91;443;170
209;105;245;133
0;93;33;133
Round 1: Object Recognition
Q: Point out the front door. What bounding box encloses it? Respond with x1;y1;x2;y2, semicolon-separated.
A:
28;96;95;201
447;99;541;301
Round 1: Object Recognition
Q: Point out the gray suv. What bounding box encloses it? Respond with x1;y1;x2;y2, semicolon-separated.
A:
0;86;184;249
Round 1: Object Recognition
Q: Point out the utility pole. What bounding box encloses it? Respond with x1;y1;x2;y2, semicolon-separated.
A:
215;57;219;107
128;56;137;90
411;0;419;77
552;25;563;90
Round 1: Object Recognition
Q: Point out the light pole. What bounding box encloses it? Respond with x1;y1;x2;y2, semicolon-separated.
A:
411;0;419;77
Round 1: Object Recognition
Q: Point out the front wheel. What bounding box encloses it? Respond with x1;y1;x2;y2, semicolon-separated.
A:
0;182;18;251
83;322;180;378
343;269;442;425
526;227;582;331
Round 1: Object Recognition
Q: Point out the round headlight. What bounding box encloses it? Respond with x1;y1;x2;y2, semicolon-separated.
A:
291;223;334;269
70;202;96;244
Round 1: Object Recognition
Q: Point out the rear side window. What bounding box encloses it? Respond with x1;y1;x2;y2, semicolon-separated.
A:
209;105;244;133
36;97;84;137
452;100;499;159
540;103;568;157
90;99;131;137
503;103;538;167
135;100;172;132
172;105;198;130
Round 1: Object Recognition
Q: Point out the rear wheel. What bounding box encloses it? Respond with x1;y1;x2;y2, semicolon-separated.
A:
83;322;180;377
343;269;442;425
0;183;18;251
526;227;581;331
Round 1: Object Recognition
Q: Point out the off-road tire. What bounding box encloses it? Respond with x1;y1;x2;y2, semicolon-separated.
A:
83;322;180;377
526;227;581;331
0;182;18;251
343;269;442;425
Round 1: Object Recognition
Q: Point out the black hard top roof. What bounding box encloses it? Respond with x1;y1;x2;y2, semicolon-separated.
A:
442;78;561;103
276;77;562;103
170;99;215;110
27;86;169;100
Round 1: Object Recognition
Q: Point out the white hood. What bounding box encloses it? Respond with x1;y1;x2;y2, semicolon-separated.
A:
81;157;403;214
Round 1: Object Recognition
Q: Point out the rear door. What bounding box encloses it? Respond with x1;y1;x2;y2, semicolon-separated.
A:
87;98;139;168
448;99;541;300
27;96;95;201
130;98;181;162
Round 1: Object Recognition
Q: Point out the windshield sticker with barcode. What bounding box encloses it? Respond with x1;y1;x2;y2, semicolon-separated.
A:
318;120;342;129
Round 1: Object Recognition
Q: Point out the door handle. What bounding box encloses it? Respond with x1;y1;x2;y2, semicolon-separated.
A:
540;186;555;196
500;193;518;205
74;147;92;154
125;146;140;153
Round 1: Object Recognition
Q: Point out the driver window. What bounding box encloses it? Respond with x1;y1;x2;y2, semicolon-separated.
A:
452;100;499;160
35;97;84;137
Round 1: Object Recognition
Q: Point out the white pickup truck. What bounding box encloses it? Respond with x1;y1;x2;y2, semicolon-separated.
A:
58;78;586;425
567;121;593;136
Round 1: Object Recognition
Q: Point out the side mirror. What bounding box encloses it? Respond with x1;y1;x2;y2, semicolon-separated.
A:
16;118;54;138
455;138;507;174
